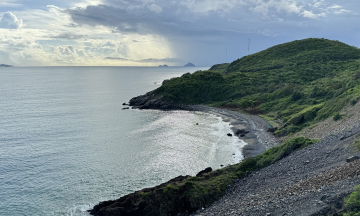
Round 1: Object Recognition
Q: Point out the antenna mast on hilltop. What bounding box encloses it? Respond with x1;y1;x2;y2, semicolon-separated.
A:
248;39;250;55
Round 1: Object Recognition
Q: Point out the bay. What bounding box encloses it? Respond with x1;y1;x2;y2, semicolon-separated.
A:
0;66;246;215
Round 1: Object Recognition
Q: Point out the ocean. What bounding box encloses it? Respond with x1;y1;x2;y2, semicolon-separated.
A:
0;66;246;215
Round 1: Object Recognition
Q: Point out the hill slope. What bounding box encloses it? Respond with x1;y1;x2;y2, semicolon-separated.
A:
151;38;360;136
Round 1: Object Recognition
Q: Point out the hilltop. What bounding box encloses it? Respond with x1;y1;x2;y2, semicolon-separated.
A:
148;38;360;137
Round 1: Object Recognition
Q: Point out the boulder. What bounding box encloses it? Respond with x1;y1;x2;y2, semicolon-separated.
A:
267;127;278;132
227;133;233;137
196;167;213;177
234;129;250;136
346;156;359;163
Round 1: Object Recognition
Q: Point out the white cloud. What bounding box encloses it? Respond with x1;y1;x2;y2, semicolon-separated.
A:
148;4;162;13
0;0;22;7
0;12;23;29
302;10;326;19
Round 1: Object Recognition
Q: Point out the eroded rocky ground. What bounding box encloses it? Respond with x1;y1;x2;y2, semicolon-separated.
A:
295;102;360;140
193;123;360;216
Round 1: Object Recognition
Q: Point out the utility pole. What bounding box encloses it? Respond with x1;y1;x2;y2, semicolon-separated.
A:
226;47;227;63
248;39;250;55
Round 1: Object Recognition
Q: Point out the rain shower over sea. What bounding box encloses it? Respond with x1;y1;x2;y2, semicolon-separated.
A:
0;66;247;215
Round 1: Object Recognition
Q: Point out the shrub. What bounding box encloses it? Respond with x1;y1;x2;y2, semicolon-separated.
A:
342;185;360;216
291;91;302;101
352;138;360;152
351;99;357;106
333;112;342;121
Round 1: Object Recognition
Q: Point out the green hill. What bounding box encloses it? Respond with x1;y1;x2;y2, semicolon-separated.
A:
153;38;360;136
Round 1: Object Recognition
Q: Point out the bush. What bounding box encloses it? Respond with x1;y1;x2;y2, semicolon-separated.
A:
351;99;357;106
291;91;302;101
342;185;360;216
333;112;342;121
352;138;360;152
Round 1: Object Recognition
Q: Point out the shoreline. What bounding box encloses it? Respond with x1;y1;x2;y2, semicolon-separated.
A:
128;94;280;158
189;105;280;159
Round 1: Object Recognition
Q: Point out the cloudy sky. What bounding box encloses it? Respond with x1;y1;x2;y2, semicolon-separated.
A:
0;0;359;66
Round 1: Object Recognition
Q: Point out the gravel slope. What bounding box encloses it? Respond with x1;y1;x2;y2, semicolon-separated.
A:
193;123;360;216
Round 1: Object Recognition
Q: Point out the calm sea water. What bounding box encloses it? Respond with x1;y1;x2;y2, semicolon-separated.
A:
0;67;246;215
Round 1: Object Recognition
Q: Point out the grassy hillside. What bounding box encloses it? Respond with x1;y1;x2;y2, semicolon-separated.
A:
153;38;360;136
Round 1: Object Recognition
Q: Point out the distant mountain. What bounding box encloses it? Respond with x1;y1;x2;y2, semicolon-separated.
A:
184;62;195;67
0;64;13;67
159;64;169;67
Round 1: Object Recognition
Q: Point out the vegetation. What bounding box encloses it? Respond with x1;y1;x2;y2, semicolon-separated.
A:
333;112;342;121
351;135;360;152
340;185;360;216
153;38;360;136
137;137;317;215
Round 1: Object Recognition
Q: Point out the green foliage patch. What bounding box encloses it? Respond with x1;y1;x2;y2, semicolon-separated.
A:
341;185;360;216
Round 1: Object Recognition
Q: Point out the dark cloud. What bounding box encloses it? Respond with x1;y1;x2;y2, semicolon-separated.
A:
67;5;145;33
50;33;88;40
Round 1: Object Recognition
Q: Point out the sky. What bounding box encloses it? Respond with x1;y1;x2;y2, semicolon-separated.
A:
0;0;359;66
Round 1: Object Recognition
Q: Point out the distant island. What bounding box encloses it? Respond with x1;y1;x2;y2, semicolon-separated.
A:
184;62;195;67
0;64;14;67
159;64;169;67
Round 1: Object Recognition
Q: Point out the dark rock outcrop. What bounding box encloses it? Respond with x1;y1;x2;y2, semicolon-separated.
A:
88;175;192;216
267;127;278;133
234;129;249;137
196;167;213;177
346;156;359;163
129;94;191;110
